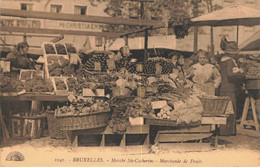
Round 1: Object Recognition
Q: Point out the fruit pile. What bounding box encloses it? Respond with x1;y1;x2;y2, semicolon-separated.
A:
246;66;260;79
24;78;53;93
55;79;67;90
84;53;109;72
47;56;74;76
143;57;174;74
55;97;110;116
66;78;78;92
0;74;24;92
44;44;56;54
55;44;67;55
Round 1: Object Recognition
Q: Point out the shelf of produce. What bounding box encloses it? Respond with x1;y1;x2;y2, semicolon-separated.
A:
65;125;149;147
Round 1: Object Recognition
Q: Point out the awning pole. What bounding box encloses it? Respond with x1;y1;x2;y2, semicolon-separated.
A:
237;25;239;43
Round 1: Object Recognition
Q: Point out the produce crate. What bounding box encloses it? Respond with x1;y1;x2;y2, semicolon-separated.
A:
45;110;67;139
12;115;45;139
198;96;230;116
55;111;110;131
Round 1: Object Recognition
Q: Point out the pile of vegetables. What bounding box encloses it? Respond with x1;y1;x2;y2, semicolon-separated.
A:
108;97;133;134
143;57;174;74
126;97;154;118
55;97;110;116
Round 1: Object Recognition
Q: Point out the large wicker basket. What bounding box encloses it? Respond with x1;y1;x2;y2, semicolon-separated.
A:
198;96;230;116
55;111;110;131
45;110;67;139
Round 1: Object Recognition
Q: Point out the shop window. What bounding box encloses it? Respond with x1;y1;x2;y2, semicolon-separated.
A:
50;5;62;13
21;3;33;11
74;6;87;15
95;37;103;47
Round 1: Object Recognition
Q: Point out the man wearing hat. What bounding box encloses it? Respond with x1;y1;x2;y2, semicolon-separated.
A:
218;37;245;136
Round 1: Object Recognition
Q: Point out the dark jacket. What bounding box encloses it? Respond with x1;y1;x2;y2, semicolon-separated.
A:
219;56;245;92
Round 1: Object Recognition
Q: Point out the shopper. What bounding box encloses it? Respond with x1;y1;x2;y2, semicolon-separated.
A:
218;37;245;136
6;42;35;69
188;50;221;95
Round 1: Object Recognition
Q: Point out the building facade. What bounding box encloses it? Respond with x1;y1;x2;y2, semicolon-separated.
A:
1;0;260;54
1;0;109;52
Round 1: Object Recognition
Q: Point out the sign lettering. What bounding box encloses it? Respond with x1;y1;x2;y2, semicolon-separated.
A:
1;19;41;28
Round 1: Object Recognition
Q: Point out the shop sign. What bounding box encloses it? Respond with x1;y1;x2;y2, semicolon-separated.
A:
58;21;104;31
0;19;41;28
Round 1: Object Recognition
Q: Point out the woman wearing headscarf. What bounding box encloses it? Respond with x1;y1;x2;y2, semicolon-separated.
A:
218;37;245;136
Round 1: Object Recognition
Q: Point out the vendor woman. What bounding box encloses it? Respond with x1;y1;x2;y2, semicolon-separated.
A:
188;50;221;95
218;37;245;136
6;42;35;70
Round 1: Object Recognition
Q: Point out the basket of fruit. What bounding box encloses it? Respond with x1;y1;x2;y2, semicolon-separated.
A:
54;98;111;130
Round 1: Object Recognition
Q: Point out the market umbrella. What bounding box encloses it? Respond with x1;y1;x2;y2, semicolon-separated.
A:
191;5;260;53
191;5;260;26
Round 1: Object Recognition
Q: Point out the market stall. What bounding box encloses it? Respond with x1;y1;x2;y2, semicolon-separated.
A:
0;8;234;150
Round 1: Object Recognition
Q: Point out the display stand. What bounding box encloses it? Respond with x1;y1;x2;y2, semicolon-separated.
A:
240;95;260;132
153;116;227;150
65;125;149;148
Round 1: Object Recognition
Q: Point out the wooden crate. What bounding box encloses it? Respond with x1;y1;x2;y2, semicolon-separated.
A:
155;125;213;152
66;125;149;147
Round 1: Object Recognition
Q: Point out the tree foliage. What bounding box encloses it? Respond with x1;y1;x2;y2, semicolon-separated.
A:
91;0;221;39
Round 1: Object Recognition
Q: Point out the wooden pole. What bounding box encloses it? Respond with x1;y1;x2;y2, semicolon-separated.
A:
193;4;199;53
144;29;148;62
237;25;239;43
124;35;129;46
209;0;214;57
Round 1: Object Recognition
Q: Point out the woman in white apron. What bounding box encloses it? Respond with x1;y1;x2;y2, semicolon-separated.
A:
189;50;221;95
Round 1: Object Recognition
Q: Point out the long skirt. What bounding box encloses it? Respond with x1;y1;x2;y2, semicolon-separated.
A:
219;91;236;136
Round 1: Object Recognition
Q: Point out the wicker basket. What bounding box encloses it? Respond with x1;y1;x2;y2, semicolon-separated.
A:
198;96;230;116
245;79;260;90
55;111;110;131
45;110;67;139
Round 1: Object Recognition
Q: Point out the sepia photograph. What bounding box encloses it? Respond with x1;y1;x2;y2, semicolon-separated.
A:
0;0;260;166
